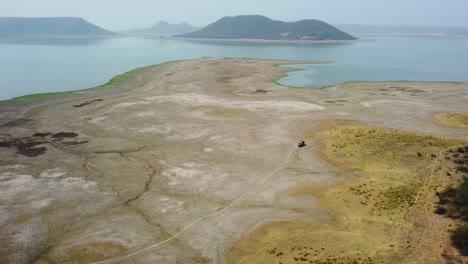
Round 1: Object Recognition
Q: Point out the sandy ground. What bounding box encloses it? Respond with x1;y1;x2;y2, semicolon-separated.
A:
0;57;467;264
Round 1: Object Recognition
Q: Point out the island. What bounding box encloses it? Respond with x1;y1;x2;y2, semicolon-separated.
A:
0;17;115;37
0;58;467;263
123;21;200;36
176;15;356;41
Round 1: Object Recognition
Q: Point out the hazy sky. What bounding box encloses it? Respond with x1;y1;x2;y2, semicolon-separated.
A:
1;0;468;31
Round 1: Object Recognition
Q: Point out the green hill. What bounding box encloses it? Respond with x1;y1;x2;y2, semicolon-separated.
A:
177;15;356;41
0;17;115;37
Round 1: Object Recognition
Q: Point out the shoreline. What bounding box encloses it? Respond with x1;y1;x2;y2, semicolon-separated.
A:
0;58;329;103
351;33;468;39
170;36;374;44
274;63;468;90
0;65;154;102
2;57;466;103
2;35;466;101
0;35;120;39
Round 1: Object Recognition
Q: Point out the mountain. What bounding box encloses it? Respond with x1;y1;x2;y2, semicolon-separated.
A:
0;17;115;37
125;21;199;36
177;15;356;41
335;24;468;36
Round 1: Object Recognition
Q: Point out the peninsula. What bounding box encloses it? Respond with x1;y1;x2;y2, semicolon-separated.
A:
0;58;467;263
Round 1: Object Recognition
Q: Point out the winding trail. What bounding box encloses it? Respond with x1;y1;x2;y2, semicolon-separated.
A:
94;147;298;263
388;150;446;246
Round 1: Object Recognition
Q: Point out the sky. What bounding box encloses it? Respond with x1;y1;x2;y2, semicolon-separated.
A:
1;0;468;31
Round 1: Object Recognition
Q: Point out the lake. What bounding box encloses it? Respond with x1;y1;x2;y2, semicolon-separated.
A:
1;36;468;100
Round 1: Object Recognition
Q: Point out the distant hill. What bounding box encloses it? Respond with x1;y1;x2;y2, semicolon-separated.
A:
125;21;199;36
177;15;356;41
336;24;468;36
0;17;115;37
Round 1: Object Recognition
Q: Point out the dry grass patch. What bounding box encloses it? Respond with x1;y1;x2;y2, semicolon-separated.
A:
51;242;127;264
435;112;468;129
14;214;33;224
227;221;403;264
308;120;456;171
228;120;468;263
192;105;251;118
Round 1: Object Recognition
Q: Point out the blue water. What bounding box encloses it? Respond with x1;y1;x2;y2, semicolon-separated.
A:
278;37;468;87
1;36;467;100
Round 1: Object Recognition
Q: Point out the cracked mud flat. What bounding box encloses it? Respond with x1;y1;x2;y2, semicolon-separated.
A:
0;57;468;264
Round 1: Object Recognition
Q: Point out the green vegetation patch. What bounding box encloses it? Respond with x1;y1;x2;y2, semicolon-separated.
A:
436;146;468;215
423;145;468;255
451;225;468;255
9;91;75;101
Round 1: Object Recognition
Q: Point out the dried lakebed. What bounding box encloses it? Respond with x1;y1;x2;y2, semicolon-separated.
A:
0;58;468;264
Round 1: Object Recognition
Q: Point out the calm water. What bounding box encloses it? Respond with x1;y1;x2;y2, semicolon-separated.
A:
1;36;468;100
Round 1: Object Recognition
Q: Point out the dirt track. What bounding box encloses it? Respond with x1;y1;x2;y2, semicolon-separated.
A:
0;57;467;263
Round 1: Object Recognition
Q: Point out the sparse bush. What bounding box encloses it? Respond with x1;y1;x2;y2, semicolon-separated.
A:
457;167;468;174
456;179;468;205
436;191;448;204
458;206;468;217
434;207;447;215
417;152;423;157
